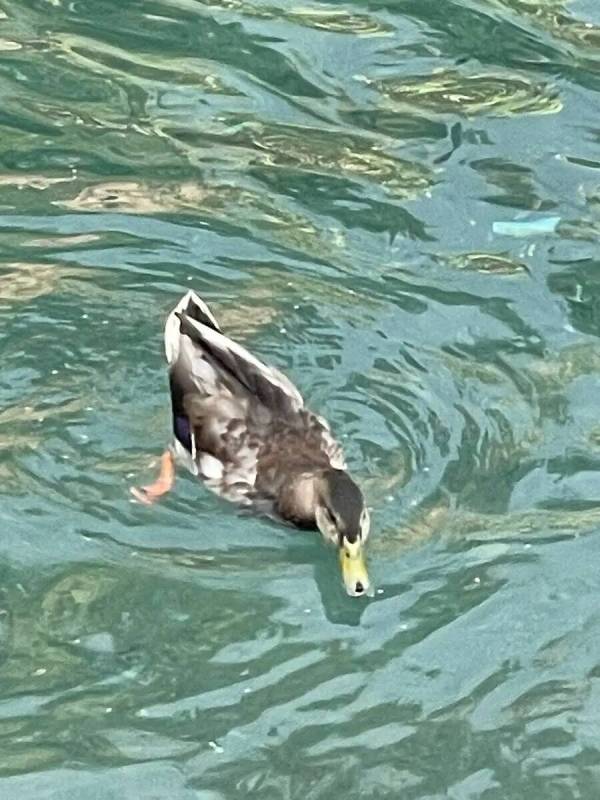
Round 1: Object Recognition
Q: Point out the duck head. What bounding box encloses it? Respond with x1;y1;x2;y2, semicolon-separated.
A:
314;469;371;597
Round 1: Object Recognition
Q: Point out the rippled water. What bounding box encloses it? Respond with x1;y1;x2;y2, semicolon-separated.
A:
2;0;600;796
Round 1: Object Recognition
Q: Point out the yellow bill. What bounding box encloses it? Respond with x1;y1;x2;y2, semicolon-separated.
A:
339;538;372;597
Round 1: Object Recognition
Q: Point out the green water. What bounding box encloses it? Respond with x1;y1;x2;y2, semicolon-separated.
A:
1;0;600;796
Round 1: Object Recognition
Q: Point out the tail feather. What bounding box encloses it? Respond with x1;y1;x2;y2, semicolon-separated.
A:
164;290;220;364
183;292;221;333
174;308;304;414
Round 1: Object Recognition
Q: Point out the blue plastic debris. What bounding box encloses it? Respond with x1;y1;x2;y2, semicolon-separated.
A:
492;216;560;237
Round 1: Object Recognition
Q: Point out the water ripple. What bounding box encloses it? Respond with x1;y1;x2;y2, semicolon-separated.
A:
1;0;600;797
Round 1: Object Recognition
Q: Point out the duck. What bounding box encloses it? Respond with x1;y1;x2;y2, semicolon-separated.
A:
131;290;371;597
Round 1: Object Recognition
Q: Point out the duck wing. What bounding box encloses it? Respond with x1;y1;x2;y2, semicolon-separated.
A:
166;291;331;504
167;291;304;415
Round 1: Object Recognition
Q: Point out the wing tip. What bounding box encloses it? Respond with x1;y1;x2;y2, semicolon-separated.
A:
179;290;220;332
164;290;221;364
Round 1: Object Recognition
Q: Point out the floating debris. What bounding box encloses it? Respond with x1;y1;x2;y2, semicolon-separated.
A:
76;632;115;653
493;216;560;237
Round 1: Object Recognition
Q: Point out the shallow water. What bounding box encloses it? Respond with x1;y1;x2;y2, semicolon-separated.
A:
1;0;600;797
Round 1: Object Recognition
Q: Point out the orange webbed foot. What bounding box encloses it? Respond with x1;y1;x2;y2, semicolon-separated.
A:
130;450;175;505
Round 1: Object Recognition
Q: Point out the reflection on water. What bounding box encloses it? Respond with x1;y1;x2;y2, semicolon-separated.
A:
489;0;600;56
439;251;528;275
374;69;562;117
1;0;600;797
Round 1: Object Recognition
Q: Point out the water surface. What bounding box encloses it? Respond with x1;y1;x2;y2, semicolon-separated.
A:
1;0;600;797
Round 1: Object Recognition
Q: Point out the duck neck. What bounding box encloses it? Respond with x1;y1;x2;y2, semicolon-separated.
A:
276;471;320;528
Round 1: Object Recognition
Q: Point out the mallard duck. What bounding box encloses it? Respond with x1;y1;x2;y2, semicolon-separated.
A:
131;290;371;597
